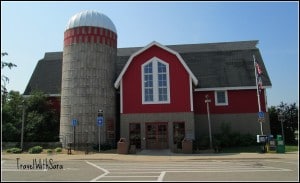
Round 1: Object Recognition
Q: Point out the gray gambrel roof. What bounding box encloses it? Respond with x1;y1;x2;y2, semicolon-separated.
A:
24;40;272;95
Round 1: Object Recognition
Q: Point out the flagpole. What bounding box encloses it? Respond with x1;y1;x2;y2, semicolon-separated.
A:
253;55;263;135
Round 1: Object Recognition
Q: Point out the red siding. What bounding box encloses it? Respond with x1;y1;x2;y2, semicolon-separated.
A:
48;96;61;114
122;45;191;113
194;89;266;114
64;26;117;48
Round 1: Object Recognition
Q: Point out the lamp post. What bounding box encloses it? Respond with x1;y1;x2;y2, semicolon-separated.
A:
205;95;213;149
278;112;285;143
19;100;26;151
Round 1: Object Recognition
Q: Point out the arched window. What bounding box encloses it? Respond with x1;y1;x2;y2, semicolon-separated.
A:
142;57;170;104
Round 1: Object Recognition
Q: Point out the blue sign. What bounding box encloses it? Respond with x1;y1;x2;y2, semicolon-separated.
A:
97;116;104;126
258;112;264;119
71;119;78;126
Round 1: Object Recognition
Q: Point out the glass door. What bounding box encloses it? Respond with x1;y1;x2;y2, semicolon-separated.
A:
173;122;185;149
146;122;168;149
129;123;141;149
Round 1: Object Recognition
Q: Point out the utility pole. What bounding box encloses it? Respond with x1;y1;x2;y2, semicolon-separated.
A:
278;112;285;143
253;55;264;135
20;103;25;151
205;95;213;149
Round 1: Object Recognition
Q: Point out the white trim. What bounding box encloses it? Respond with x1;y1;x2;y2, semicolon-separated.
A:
141;57;170;104
214;90;228;106
195;85;271;92
120;79;123;113
189;76;194;111
114;41;198;89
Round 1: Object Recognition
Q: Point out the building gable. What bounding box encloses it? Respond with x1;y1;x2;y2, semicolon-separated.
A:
114;41;198;89
119;41;196;113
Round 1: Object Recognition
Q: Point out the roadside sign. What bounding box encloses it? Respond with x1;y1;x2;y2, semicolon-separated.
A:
258;112;265;122
258;111;264;119
97;116;104;126
71;119;78;126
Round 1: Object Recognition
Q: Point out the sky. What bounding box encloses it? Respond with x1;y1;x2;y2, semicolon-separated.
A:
1;1;299;107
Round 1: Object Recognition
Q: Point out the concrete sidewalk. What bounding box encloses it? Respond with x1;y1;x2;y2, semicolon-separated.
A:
2;150;298;162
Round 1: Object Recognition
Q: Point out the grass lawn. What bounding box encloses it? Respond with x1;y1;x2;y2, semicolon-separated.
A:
221;145;298;153
285;145;299;152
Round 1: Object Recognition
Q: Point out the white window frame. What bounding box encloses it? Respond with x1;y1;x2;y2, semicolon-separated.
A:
141;57;170;104
214;90;228;106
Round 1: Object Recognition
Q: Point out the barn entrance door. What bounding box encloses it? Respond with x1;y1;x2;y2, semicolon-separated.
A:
146;122;168;149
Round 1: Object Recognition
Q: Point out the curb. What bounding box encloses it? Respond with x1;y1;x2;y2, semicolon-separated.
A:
2;151;297;162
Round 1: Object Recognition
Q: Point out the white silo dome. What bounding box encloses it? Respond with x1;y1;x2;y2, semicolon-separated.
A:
65;10;117;34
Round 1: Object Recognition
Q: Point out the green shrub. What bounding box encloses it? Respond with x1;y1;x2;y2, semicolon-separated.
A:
28;146;43;154
47;149;53;154
101;143;112;151
239;134;256;146
213;122;257;148
229;132;241;147
6;147;22;154
197;136;210;150
55;147;62;153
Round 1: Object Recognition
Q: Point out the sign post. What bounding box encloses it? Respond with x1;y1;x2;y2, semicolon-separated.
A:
97;112;104;152
205;95;213;150
278;112;285;143
253;55;264;135
71;119;78;150
258;111;265;123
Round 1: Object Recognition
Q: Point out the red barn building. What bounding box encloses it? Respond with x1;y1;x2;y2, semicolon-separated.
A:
24;40;272;150
24;11;272;151
114;41;271;150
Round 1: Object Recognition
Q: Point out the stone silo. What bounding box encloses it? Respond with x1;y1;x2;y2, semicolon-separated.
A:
60;10;117;149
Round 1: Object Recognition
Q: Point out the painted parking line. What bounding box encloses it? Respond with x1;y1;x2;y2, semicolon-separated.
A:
87;161;293;182
86;161;109;182
157;171;166;182
264;159;299;164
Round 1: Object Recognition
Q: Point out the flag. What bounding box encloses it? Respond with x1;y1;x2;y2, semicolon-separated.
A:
255;62;263;75
257;76;263;94
255;60;263;94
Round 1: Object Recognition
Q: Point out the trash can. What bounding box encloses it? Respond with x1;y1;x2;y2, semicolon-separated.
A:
266;135;276;153
117;138;129;154
267;139;277;153
182;138;193;154
67;142;72;155
276;135;285;153
257;135;267;153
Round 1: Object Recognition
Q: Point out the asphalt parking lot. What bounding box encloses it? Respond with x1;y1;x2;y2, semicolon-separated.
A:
2;150;299;182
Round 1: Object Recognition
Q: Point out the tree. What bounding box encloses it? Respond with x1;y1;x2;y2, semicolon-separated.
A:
1;52;17;105
2;91;60;142
2;91;23;141
269;102;298;145
24;91;60;142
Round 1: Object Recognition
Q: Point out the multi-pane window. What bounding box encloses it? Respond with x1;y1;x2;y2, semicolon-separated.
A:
144;62;153;102
142;58;170;104
158;62;168;101
215;90;228;106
